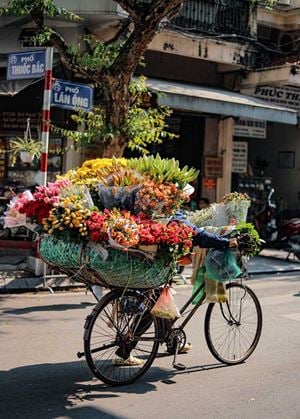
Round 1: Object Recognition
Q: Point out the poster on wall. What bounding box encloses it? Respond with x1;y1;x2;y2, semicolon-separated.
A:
232;141;248;173
204;157;223;178
233;118;266;139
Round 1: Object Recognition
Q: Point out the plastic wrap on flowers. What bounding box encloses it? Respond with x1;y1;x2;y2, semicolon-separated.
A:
39;236;174;289
224;200;250;224
211;204;228;227
98;184;141;211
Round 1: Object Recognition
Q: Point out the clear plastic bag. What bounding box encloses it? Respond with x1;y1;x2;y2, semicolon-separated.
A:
204;249;242;282
151;287;181;320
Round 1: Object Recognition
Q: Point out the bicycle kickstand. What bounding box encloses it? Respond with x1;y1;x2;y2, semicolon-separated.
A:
172;336;186;371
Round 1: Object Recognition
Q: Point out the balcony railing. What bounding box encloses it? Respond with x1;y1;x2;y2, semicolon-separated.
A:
171;0;253;37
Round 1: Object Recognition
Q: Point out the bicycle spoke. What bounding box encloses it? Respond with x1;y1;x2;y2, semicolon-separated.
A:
85;291;160;385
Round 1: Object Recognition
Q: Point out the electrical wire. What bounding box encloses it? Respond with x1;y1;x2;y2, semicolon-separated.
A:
168;24;299;56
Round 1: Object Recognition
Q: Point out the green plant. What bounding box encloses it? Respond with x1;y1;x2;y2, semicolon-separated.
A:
51;77;176;155
234;222;262;257
10;137;42;157
127;154;199;188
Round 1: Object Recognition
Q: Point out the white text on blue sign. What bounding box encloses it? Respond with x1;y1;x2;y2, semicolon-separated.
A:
7;51;46;80
51;80;93;112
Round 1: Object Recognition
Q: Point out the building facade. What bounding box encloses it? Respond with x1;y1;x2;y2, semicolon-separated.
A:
0;0;298;211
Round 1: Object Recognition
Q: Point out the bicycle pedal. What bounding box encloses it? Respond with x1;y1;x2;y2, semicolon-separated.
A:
173;363;186;371
77;351;85;359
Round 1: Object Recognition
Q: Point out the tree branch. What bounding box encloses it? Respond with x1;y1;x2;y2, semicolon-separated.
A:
104;16;132;45
109;0;183;79
114;0;139;20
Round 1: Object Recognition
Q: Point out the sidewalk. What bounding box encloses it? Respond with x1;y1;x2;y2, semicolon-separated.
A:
0;247;299;293
248;248;300;275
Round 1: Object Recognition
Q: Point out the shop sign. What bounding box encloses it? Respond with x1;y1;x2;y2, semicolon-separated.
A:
51;79;93;112
246;85;300;112
7;50;45;80
232;141;248;173
204;157;223;178
0;111;39;131
233;118;266;139
204;178;217;190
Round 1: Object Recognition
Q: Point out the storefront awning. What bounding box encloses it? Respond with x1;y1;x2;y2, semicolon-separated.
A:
0;78;42;96
146;78;298;125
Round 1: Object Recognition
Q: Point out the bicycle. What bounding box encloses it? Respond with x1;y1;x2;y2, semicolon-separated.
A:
77;271;263;386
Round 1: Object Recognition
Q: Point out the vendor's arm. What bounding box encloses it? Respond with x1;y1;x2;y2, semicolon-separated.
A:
193;228;237;249
171;210;237;250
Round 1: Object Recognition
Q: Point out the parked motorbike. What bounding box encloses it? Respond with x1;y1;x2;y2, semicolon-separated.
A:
255;189;300;259
277;211;300;260
255;188;278;245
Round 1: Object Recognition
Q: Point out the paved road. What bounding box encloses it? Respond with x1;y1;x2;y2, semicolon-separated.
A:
1;274;300;419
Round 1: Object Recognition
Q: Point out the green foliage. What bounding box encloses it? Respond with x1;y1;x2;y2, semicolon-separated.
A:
1;0;185;155
68;36;124;75
234;222;262;257
51;107;117;149
127;106;175;153
127;154;199;187
10;137;41;157
0;0;81;21
52;77;176;154
251;0;275;7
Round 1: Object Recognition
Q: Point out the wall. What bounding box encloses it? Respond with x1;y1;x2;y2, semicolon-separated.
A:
142;51;223;87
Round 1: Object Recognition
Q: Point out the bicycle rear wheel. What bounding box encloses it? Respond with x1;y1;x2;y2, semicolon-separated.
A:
204;282;262;364
84;290;160;386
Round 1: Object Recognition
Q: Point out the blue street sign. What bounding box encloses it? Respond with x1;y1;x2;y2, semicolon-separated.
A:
51;79;93;112
7;50;46;80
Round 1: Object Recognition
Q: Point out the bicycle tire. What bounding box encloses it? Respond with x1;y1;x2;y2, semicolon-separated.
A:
204;282;262;365
84;289;160;386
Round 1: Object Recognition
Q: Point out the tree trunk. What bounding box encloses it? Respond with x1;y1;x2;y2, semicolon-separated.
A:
102;136;126;158
101;73;131;157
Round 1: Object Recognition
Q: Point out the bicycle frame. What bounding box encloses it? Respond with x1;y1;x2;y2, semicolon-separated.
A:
165;278;247;337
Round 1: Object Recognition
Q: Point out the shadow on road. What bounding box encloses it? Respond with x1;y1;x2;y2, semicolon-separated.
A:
0;358;229;418
2;302;95;315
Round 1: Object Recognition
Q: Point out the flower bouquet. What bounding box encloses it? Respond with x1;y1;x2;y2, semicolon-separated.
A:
188;205;214;228
7;156;199;289
221;192;251;225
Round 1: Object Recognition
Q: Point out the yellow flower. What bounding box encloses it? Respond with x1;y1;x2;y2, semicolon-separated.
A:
59;157;128;187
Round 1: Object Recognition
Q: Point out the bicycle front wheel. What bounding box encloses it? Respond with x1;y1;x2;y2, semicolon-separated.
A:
84;290;160;386
204;282;262;365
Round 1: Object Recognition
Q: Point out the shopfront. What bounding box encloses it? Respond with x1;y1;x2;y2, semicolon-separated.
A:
236;85;300;211
0;79;65;192
145;78;297;204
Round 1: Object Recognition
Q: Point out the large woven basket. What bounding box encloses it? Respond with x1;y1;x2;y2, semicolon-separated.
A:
39;235;173;289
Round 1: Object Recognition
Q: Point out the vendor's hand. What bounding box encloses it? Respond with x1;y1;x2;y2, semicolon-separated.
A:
229;238;238;248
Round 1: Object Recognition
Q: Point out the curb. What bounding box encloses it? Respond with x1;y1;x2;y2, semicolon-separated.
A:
0;274;191;294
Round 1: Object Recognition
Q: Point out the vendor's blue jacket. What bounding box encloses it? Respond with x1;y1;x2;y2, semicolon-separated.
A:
171;211;230;250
